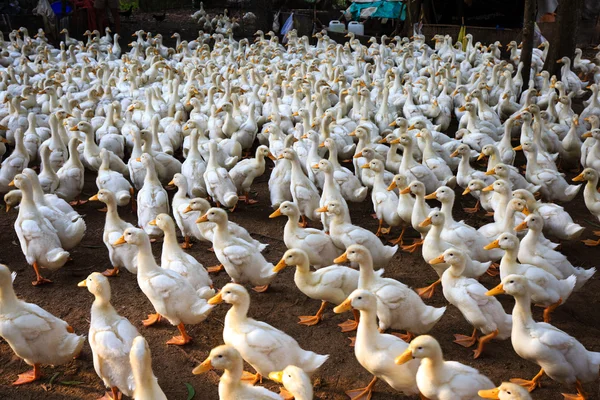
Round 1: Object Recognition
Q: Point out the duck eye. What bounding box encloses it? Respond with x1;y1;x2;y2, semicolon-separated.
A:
357;296;362;300
417;346;422;350
509;280;514;283
218;355;223;358
507;392;511;395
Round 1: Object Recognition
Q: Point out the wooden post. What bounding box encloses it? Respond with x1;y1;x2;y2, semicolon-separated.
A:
543;0;583;76
520;0;535;87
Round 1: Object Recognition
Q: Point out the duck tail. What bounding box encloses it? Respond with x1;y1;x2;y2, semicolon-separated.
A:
224;193;239;208
421;305;446;331
574;267;596;291
352;186;368;202
299;351;329;374
61;332;86;360
560;275;577;301
564;223;585;240
564;184;581;201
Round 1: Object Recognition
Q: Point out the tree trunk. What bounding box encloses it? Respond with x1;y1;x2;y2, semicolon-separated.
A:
543;0;583;76
520;0;535;88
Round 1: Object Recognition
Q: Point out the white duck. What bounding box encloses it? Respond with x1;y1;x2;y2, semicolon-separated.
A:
478;382;532;400
136;154;169;238
204;141;239;209
55;137;85;204
0;264;85;385
363;159;402;237
229;145;275;205
96;148;132;207
573;168;600;225
129;336;167;400
0;128;29;193
268;365;314;400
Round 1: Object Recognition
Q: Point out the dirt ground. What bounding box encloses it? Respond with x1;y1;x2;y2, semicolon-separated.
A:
0;154;600;400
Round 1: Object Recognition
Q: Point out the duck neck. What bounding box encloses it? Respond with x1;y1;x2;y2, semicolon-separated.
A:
356;306;380;346
358;259;376;288
221;357;244;387
512;292;534;329
0;281;18;312
440;201;455;226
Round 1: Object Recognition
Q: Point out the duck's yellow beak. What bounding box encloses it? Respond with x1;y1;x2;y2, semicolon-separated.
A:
168;179;175;186
478;387;500;399
462;188;471;195
267;152;276;161
273;258;287;273
89;193;99;201
353;151;363;159
482;184;494;192
348;131;356;136
192;358;213;375
334;252;348;264
395;348;413;365
318;142;326;148
390;138;401;144
513;144;523;151
183;205;193;213
148;219;157;226
486;283;505;296
477;152;486;161
573;172;585;182
389;120;397;127
315;206;328;213
207;291;223;305
387;180;397;191
135;157;141;162
515;221;528;232
419;216;432;227
77;279;87;287
408;124;416;130
361;164;370;169
429;254;445;264
450;150;459;157
113;235;126;246
458;106;466;112
424;192;437;200
484;169;496;176
333;297;352;313
69;126;78;131
400;186;411;194
268;370;284;383
522;207;530;216
484;239;500;250
269;208;282;218
277;154;285;159
312;163;320;169
582;132;593;139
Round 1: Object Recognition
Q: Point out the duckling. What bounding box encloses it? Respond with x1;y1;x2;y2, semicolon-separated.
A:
89;189;137;277
320;201;398;267
270;202;342;268
207;283;329;383
478;382;532;400
363;159;402;236
485;232;575;323
115;228;213;345
198;208;275;291
333;289;419;398
337;245;446;339
229;145;275;205
204;141;238;210
268;365;314;400
0;264;84;385
12;173;70;285
137;154;169;238
151;214;213;299
193;345;282;399
395;335;495;399
279;148;320;227
487;275;600;397
78;273;139;400
129;336;167;400
512;189;584;240
96;148;132;207
274;248;358;326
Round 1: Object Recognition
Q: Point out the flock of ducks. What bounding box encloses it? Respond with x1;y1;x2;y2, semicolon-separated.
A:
1;23;600;400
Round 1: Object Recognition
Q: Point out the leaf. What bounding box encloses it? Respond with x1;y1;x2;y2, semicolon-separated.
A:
185;383;195;400
48;372;61;385
59;381;83;386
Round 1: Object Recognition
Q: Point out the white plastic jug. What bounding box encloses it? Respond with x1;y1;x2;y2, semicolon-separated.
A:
348;21;364;36
329;20;345;33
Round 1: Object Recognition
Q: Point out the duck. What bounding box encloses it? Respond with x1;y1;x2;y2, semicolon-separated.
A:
268;365;314;400
333;289;419;398
392;133;447;193
207;283;329;383
37;145;59;194
129;336;167;400
279;148;320;227
321;137;368;202
136;154;169;238
485;232;575;322
336;245;446;340
11;173;70;285
193;344;282;400
55;137;85;204
71;121;128;175
89;189;137;277
274;248;358;327
0;128;29;193
0;264;85;385
477;197;527;241
320;201;398;267
96;148;133;207
229;145;275;205
486;275;600;398
516;214;595;290
270;201;342;267
485;163;540;194
204;141;239;209
431;248;512;359
363;159;402;236
197;208;275;291
573;168;600;225
417;128;455;182
150;214;213;299
314;158;351;233
114;228;214;345
78;272;139;400
452;143;493;192
522;141;581;202
168;173;202;249
180;129;207;199
395;335;495;400
478;382;532;400
268;134;295;209
386;174;416;245
512;189;584;240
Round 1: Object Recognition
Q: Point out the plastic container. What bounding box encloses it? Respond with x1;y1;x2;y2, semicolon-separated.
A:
348;21;364;36
329;20;345;33
51;1;73;18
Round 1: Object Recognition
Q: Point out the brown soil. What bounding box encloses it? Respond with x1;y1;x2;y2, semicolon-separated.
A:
1;162;600;400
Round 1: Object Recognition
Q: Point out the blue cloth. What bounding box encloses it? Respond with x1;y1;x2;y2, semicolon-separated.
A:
348;1;406;21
